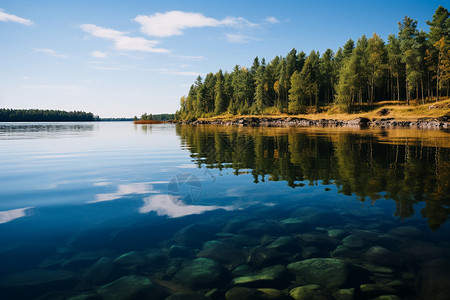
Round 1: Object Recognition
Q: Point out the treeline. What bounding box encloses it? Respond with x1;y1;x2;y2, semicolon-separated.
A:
176;6;450;119
0;109;97;122
136;113;175;121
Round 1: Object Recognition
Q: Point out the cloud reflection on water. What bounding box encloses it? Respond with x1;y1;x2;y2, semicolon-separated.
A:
0;207;33;224
139;194;238;218
89;182;158;203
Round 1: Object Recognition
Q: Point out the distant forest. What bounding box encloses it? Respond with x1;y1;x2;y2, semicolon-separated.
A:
0;109;97;122
176;6;450;119
136;113;175;121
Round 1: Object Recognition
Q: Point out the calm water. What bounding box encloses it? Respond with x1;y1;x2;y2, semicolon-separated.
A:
0;122;449;300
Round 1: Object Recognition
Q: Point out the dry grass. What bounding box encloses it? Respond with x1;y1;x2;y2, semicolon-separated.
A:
198;99;450;122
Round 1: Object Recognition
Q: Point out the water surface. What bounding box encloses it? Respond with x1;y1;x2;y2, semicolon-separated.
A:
0;122;449;299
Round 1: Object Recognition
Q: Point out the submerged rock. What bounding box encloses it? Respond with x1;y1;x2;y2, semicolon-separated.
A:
232;264;253;277
168;245;192;259
232;264;287;287
289;285;331;300
387;226;422;238
332;288;355;300
61;252;100;270
266;236;298;252
84;257;115;285
331;245;359;258
114;251;147;266
363;246;399;266
301;246;326;259
219;234;260;247
280;218;306;232
197;240;247;267
359;283;398;298
225;287;264;300
287;258;356;289
257;288;289;299
1;269;77;298
174;258;226;288
172;224;217;247
247;246;283;268
328;229;347;239
97;275;169;300
238;221;284;237
299;233;338;250
165;293;210;300
342;235;364;249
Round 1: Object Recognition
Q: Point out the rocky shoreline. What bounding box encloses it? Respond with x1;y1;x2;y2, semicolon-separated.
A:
177;116;450;129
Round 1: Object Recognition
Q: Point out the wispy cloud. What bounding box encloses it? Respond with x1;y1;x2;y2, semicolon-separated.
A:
157;68;201;76
225;33;257;44
90;50;108;58
80;24;169;53
0;9;33;26
25;84;81;91
135;11;257;37
265;16;280;24
171;54;205;61
34;48;68;58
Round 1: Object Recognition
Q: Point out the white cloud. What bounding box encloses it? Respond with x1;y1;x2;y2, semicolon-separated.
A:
34;48;68;58
225;33;256;44
80;24;169;53
91;50;108;58
135;11;257;37
0;9;33;26
265;16;280;24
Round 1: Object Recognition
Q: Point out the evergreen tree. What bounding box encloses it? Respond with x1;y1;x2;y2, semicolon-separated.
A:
368;33;387;103
288;71;306;113
387;34;404;101
426;6;450;100
398;16;419;104
214;70;227;115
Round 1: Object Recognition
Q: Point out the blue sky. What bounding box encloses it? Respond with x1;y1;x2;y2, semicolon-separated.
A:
0;0;444;117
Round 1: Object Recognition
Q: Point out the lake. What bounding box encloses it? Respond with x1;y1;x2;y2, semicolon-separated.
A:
0;122;449;300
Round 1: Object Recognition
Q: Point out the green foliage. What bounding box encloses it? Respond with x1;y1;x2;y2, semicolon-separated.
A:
140;113;174;121
176;6;450;119
0;109;96;122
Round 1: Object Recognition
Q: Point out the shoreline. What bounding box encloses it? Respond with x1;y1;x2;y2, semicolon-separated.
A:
175;116;450;129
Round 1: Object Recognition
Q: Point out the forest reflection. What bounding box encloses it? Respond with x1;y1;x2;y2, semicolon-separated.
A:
175;125;450;230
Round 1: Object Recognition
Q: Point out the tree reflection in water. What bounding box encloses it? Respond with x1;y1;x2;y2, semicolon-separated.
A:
176;125;450;230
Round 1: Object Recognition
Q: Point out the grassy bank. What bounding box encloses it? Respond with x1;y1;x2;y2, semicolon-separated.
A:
196;99;450;122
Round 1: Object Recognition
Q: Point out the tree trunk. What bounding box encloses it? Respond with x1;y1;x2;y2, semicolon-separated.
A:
405;65;409;105
436;57;440;102
396;73;400;102
421;77;424;104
